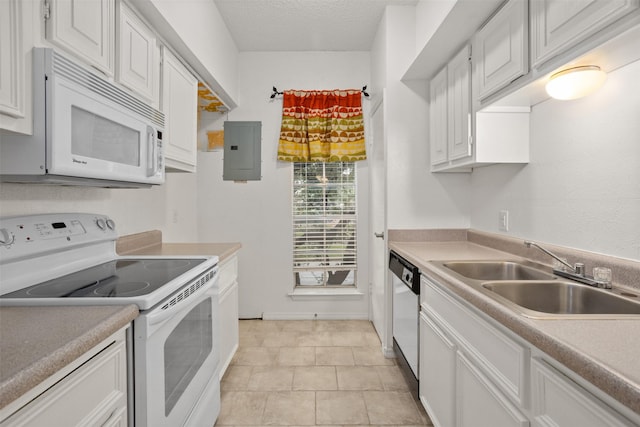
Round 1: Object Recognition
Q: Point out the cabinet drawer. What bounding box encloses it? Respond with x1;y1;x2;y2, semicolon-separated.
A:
219;255;238;294
2;339;127;427
422;275;529;407
531;358;635;427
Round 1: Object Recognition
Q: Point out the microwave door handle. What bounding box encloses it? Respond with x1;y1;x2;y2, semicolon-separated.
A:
146;126;157;177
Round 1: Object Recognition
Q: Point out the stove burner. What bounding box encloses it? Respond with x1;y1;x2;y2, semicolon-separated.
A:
94;281;151;297
26;279;100;297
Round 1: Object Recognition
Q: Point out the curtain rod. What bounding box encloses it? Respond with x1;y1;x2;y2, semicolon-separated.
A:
270;86;370;99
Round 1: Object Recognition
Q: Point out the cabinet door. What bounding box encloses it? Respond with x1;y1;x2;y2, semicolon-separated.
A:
0;0;23;120
531;358;636;427
117;3;157;103
447;46;472;161
475;0;528;99
429;66;448;166
162;47;198;172
420;312;456;427
2;338;127;427
219;281;239;378
531;0;639;67
456;351;529;427
46;0;115;75
0;0;33;134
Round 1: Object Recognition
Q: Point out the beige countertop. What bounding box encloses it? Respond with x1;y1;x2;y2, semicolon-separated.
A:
124;242;241;262
0;305;138;410
389;240;640;417
116;230;241;263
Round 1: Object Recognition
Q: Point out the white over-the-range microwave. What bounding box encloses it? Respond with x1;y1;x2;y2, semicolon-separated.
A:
0;48;165;188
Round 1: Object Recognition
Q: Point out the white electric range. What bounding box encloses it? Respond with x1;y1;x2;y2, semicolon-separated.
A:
0;213;221;427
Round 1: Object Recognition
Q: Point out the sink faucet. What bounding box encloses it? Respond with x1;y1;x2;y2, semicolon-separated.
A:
524;241;577;272
523;240;611;289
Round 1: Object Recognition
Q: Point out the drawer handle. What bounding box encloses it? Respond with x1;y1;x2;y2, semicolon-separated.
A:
100;408;118;427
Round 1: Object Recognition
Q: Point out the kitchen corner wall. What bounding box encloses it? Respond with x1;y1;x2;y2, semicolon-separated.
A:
195;51;371;319
470;59;640;261
0;171;199;241
371;6;471;230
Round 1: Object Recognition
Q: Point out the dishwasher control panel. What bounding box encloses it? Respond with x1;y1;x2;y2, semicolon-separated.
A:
389;251;420;294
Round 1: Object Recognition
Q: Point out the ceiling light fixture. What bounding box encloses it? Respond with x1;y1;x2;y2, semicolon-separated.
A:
545;65;607;100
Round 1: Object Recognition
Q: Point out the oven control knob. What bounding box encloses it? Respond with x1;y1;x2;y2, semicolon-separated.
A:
106;219;116;230
0;228;14;246
96;218;106;230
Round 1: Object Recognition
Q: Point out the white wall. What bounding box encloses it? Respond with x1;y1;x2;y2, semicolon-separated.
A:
414;0;456;56
0;171;199;241
470;60;640;261
196;51;371;319
375;6;470;229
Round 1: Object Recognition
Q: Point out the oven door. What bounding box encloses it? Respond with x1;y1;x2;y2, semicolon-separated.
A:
134;270;220;427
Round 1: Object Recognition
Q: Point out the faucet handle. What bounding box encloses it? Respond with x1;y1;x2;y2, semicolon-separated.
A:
574;263;585;275
593;267;613;289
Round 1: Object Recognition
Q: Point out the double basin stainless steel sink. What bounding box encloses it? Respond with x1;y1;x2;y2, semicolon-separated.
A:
434;261;640;319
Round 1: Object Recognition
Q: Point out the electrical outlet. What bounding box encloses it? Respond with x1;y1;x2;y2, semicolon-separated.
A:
499;210;509;231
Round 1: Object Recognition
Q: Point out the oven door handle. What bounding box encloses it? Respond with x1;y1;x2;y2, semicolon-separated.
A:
147;274;217;327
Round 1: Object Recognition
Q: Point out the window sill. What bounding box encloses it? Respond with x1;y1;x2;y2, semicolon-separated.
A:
287;287;365;301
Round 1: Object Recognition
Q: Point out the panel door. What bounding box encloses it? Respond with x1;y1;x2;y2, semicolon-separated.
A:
117;3;157;103
162;47;198;172
475;0;528;99
531;0;639;67
368;95;390;351
456;352;529;427
447;46;472;161
0;0;23;119
429;66;448;166
420;312;456;427
531;358;636;427
46;0;115;75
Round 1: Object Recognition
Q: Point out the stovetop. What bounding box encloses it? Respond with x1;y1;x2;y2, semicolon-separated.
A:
0;213;219;310
2;258;207;299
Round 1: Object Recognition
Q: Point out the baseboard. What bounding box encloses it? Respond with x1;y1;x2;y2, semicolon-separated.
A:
261;312;369;320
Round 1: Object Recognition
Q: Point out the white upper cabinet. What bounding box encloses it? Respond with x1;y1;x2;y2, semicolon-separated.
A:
475;0;528;100
0;0;33;134
429;67;448;166
447;46;472;162
117;2;159;105
530;0;640;68
45;0;115;76
429;45;472;170
162;47;198;172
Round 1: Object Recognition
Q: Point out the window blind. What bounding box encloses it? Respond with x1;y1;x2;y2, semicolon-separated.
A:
293;162;357;287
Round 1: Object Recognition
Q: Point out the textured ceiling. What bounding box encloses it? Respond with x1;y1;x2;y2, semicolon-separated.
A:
213;0;418;51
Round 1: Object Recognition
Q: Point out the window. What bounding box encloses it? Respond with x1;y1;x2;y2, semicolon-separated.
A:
293;162;357;287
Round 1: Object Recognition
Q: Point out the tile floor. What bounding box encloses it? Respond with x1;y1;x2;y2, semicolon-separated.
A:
216;319;434;426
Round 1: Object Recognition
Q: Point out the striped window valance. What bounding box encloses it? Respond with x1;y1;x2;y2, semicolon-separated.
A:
277;89;366;163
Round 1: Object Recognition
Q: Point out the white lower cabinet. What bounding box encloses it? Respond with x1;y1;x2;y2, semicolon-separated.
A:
1;328;128;427
531;358;635;427
420;312;456;427
419;274;639;427
218;254;239;378
456;351;529;427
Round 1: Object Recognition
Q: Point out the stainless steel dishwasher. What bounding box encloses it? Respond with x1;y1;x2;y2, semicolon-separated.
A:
390;250;420;397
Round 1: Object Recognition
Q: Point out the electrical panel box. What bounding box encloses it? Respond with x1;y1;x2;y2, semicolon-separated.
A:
223;121;262;181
